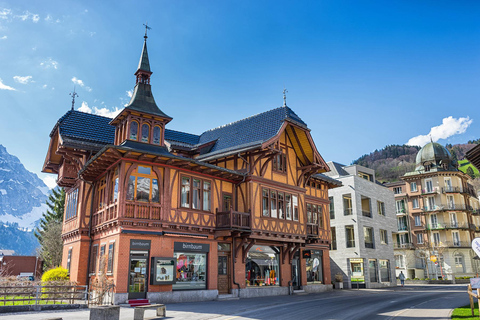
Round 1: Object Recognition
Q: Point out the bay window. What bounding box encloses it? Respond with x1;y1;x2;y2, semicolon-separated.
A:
180;176;211;212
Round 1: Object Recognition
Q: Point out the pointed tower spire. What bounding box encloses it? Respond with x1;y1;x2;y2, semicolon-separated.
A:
135;22;152;85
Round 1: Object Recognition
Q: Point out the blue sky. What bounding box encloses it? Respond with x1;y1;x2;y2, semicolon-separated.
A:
0;1;479;188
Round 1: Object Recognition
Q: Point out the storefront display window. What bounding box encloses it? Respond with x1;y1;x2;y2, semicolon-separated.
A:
172;252;207;290
245;245;279;287
350;258;364;284
306;250;323;283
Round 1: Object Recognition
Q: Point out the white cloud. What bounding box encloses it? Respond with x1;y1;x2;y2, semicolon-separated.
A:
0;8;12;20
42;176;57;189
40;58;58;69
13;75;33;84
77;101;121;118
78;101;92;113
0;78;15;91
72;76;92;92
42;84;47;89
45;14;51;21
0;36;6;40
16;11;40;23
406;116;473;147
127;90;133;98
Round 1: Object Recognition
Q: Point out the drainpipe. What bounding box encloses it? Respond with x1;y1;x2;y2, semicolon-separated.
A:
232;235;241;297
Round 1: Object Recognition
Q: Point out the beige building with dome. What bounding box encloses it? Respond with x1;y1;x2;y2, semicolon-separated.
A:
386;142;480;280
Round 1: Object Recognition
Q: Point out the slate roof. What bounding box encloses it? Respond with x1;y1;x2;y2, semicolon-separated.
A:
164;129;200;146
51;110;115;149
323;161;349;178
312;173;342;187
196;106;308;160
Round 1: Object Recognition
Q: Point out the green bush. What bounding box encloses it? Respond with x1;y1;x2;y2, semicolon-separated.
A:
405;278;410;280
41;267;69;282
413;278;419;280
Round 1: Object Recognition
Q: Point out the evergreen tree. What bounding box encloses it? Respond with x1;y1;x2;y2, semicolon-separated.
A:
35;188;65;269
467;166;476;179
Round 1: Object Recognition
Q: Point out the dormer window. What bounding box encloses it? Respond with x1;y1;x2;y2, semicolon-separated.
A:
153;126;161;145
273;152;287;173
130;121;139;140
141;124;150;143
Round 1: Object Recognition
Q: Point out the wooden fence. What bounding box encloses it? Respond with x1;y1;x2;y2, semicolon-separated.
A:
0;283;88;306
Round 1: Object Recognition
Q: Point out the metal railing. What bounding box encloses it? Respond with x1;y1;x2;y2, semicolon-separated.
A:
0;283;88;306
393;243;414;249
425;222;471;230
442;186;463;193
423;204;473;212
421;187;439;195
397;225;408;232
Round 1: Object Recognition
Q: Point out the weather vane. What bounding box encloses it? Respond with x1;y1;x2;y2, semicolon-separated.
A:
283;87;288;107
143;22;152;39
69;87;78;110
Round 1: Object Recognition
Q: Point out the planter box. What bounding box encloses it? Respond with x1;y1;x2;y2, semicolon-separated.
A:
89;305;120;320
334;282;343;289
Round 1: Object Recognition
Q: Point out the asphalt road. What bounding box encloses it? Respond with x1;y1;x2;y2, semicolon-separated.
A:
0;284;470;320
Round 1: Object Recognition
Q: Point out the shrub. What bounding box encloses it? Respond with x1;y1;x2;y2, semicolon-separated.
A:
405;278;410;280
413;278;419;280
41;267;69;282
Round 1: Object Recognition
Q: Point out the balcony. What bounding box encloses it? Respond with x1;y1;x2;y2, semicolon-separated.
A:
425;222;471;230
397;225;408;233
216;209;251;230
57;161;77;187
442;186;463;193
421;187;439;195
393;243;414;249
92;203;118;226
396;209;407;216
423;204;473;213
443;241;471;248
307;223;319;236
362;210;372;218
472;209;480;216
124;201;161;220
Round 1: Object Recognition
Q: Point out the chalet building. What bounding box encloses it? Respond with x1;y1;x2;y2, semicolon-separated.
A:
42;33;341;303
324;162;397;288
386;142;480;280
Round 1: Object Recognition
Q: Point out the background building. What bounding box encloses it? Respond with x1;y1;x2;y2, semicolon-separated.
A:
325;162;396;288
387;142;480;280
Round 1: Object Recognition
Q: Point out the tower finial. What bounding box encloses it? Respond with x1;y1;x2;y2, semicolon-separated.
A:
69;86;78;110
143;22;151;39
283;87;288;107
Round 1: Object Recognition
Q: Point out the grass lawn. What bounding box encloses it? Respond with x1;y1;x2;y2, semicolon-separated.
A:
451;302;478;319
458;159;480;177
0;295;67;306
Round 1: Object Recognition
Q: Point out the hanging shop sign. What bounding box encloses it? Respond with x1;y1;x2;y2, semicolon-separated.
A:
174;242;210;253
130;239;151;250
150;257;176;285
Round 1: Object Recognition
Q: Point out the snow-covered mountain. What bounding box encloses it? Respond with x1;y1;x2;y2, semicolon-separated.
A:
0;145;49;230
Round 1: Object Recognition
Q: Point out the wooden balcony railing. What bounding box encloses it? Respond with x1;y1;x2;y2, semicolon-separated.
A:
124;202;161;220
216;209;251;230
92;203;118;226
306;223;319;236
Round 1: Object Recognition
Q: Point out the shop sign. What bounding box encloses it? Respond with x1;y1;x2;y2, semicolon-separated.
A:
302;250;311;259
130;239;151;250
150;257;176;285
174;242;210;253
350;258;363;263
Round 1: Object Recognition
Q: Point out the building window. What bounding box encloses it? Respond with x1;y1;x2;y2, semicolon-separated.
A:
99;245;106;274
96;177;107;210
414;215;421;226
379;260;390;282
432;232;440;246
364;227;374;249
412;197;419;209
393;187;402;194
331;227;337;250
261;188;298;221
141;123;150;143
130;121;139;140
107;242;115;274
111;167;119;203
273;152;287;173
425;179;433;193
65;188;79;220
427;196;435;210
377;201;385;216
222;193;232;211
452;231;460;246
346;225;355;248
126;165;159;203
343;194;352;215
306;250;323;284
380;229;388;245
245;245;279;287
179;176;211;211
394;255;405;269
395;200;406;214
329;197;335;219
417;233;424;244
369;259;378;282
410;182;417;192
66;248;72;273
153;126;161;145
90;245;98;275
173;251;207;290
358;172;372;181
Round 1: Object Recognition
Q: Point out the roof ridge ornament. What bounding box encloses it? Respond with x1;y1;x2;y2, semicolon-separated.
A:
69;86;78;110
143;22;151;40
283;87;288;107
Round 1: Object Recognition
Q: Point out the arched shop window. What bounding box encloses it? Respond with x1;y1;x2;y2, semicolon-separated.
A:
126;165;159;202
153;126;161;145
130;121;139;140
141;123;150;143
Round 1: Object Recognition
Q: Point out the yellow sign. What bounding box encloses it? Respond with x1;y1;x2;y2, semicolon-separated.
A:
430;255;437;262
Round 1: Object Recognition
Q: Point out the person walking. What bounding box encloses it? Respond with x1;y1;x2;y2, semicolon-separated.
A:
399;271;406;287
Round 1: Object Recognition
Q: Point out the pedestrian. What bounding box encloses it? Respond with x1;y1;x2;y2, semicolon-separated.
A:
399;271;405;287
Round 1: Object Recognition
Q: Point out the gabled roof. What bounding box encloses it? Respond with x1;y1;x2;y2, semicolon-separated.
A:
312;173;342;187
196;106;308;160
164;129;200;146
324;161;349;178
51;110;115;149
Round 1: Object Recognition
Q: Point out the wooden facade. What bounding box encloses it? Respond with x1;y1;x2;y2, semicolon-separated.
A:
42;34;340;303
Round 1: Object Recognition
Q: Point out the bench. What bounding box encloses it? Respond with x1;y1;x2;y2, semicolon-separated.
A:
133;304;166;320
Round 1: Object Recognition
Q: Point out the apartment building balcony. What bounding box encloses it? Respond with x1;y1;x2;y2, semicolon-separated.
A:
396;209;407;216
216;209;251;230
441;186;463;194
421;187;439;195
423;204;473;213
393;243;414;249
425;222;471;230
443;241;471;248
472;209;480;216
397;225;409;233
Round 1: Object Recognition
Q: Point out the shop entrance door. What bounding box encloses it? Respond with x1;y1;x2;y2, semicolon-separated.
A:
291;252;301;290
128;251;149;300
217;254;230;294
